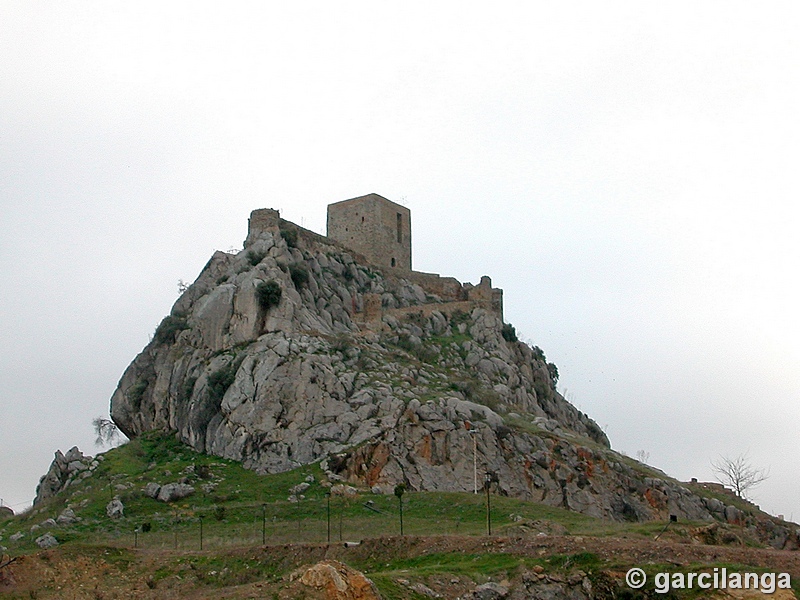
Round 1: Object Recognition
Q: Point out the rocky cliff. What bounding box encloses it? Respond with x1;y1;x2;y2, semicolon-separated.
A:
106;210;765;528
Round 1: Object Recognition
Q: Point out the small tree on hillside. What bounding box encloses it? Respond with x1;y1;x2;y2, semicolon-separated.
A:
711;452;769;499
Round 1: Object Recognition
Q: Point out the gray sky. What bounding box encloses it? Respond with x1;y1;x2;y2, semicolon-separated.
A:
1;2;798;519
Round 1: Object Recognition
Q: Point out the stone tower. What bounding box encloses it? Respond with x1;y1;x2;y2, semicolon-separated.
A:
327;194;412;270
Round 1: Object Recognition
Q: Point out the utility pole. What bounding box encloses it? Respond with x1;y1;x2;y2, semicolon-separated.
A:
470;430;478;494
485;474;492;535
466;423;478;494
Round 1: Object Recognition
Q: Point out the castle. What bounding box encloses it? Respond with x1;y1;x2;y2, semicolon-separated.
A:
246;193;503;321
327;193;412;271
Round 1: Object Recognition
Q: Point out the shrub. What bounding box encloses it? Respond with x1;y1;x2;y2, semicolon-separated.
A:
450;309;471;332
208;355;245;403
289;264;309;288
154;315;189;344
196;464;212;480
280;227;298;248
533;378;552;403
532;346;546;362
127;380;148;409
256;280;282;310
247;250;267;266
547;362;559;385
501;323;518;342
331;335;352;355
395;334;417;353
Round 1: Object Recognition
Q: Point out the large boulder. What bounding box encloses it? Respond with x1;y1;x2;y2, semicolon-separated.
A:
106;497;124;519
297;560;381;600
156;483;195;503
35;533;58;549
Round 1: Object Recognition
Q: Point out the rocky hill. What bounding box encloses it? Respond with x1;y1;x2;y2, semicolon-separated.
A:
102;206;796;546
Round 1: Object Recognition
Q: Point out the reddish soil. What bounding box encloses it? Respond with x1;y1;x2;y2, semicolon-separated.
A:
1;534;798;599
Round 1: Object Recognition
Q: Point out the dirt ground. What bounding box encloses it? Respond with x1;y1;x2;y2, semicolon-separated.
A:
1;534;798;599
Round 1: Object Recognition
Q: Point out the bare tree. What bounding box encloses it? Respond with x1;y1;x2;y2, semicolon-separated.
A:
635;449;650;464
711;453;769;499
93;417;121;448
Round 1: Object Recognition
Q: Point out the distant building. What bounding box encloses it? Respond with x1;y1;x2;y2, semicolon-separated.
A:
327;193;412;270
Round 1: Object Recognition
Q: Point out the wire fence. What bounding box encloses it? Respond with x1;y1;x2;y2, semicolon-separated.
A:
106;493;497;551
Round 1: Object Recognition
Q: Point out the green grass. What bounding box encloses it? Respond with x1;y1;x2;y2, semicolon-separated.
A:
3;432;624;557
1;432;719;558
3;432;795;599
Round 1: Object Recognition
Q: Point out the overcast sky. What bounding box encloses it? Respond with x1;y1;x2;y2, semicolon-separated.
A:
1;2;798;520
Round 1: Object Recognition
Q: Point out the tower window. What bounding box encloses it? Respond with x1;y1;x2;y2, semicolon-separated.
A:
391;258;396;267
396;213;402;243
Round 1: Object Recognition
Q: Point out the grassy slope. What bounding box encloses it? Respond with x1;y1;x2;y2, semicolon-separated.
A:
1;433;796;599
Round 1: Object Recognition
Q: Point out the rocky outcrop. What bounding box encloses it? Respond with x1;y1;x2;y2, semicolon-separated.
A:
297;560;381;600
106;497;124;519
34;447;97;505
103;209;755;525
155;483;195;503
34;533;58;549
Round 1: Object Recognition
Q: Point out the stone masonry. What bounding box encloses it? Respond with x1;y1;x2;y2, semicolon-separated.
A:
246;196;504;323
327;193;412;271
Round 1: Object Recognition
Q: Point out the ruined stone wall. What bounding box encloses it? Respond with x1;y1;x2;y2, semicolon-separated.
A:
245;205;503;325
245;208;280;247
327;194;412;270
466;276;504;321
394;270;466;302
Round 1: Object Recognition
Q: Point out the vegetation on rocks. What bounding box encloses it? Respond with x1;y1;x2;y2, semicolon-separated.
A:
207;354;245;403
153;314;189;344
255;279;282;310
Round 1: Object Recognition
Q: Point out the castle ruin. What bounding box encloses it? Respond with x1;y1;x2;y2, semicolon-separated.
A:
327;193;412;271
246;194;503;322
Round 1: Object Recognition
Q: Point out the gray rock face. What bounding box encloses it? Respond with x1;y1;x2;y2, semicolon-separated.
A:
56;508;78;525
35;533;58;549
156;483;195;503
106;497;124;519
468;582;509;599
34;446;94;505
143;482;161;499
104;213;721;524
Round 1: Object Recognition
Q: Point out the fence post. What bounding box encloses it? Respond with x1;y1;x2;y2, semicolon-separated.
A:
326;492;331;544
